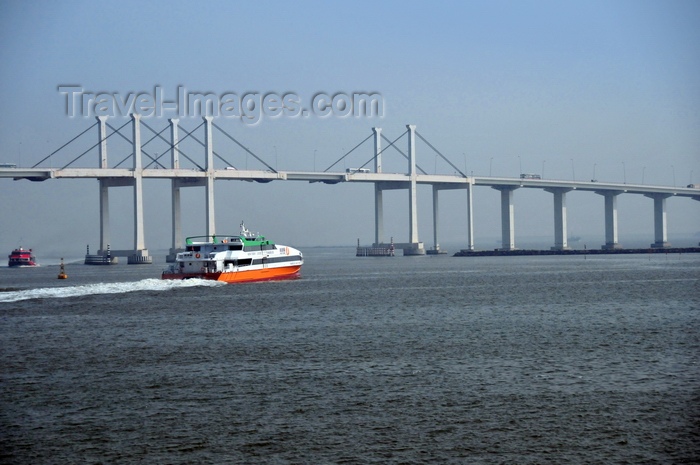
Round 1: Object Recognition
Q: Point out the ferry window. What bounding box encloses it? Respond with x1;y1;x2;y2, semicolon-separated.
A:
228;244;242;251
238;258;252;267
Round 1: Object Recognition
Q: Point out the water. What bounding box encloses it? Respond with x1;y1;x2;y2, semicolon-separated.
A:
1;250;699;464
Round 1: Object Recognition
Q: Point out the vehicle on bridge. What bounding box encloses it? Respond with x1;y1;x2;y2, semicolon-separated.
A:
162;222;303;283
520;173;541;179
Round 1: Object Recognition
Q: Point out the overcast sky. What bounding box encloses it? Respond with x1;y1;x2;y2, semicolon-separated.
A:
1;0;699;259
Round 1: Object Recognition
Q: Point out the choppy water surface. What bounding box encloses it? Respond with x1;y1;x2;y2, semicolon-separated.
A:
1;251;699;464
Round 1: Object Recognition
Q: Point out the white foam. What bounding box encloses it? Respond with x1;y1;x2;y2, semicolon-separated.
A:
0;278;225;303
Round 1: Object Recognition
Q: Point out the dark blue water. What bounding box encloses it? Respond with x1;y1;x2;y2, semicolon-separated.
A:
1;250;699;464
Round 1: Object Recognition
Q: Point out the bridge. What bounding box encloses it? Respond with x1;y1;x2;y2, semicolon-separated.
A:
1;116;698;262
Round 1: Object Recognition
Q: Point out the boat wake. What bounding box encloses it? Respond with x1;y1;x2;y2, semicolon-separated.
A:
0;278;225;303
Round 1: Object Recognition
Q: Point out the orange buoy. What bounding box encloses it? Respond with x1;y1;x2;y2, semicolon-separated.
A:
57;258;68;279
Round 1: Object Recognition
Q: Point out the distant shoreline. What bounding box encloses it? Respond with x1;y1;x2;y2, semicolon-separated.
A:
454;247;700;257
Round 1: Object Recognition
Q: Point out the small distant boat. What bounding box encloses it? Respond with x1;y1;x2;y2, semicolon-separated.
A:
8;247;38;267
162;222;303;283
57;258;68;279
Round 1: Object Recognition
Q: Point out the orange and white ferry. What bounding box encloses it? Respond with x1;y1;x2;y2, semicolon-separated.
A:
161;222;303;283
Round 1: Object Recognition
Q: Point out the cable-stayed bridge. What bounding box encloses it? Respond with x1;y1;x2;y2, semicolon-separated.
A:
1;116;698;263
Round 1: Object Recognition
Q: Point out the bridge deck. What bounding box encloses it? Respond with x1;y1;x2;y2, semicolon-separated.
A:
1;167;698;199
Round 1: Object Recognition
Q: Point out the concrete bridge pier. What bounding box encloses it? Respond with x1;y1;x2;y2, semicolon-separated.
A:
493;185;519;251
463;181;475;251
204;117;216;238
167;118;183;262
97;116;110;256
646;193;672;248
128;114;152;264
93;115;151;263
166;117;214;262
546;187;572;250
596;190;623;250
405;124;424;255
373;127;384;246
431;185;440;252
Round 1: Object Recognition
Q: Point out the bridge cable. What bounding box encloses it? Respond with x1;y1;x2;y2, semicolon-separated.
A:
140;121;211;169
170;123;234;169
162;122;206;170
60;120;131;169
327;130;415;175
139;122;202;169
32;122;98;168
114;122;205;170
415;131;467;178
139;124;171;169
115;121;225;171
106;122;168;169
211;121;276;173
380;131;428;175
322;133;373;172
349;131;411;174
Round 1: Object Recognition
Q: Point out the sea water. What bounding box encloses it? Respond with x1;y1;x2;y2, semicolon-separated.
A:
1;250;698;464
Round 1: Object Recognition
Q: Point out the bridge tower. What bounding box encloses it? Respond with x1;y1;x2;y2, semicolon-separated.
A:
404;124;424;255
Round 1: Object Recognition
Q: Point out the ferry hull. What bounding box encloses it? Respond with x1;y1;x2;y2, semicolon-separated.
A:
162;264;301;283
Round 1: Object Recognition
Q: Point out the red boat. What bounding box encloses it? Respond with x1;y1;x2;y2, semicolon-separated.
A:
8;247;38;267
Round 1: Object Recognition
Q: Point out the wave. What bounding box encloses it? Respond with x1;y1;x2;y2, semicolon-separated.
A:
0;278;225;303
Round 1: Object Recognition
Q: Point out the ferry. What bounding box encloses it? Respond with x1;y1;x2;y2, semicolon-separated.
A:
8;247;38;267
162;222;303;283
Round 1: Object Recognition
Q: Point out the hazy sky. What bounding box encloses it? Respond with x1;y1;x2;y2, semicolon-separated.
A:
1;0;699;258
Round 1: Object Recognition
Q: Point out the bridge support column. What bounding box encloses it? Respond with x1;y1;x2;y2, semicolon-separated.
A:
204;116;216;237
646;193;671;248
465;180;474;251
373;127;383;245
167;118;182;262
546;188;572;250
493;186;518;251
432;185;440;251
596;191;623;250
405;124;424;255
97;116;110;255
128;114;151;264
99;180;109;252
407;125;418;243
